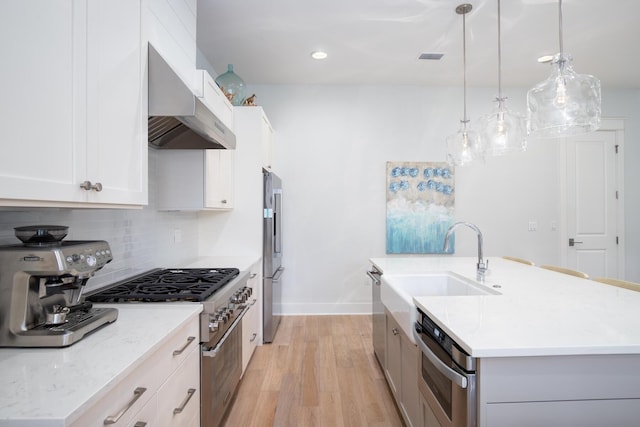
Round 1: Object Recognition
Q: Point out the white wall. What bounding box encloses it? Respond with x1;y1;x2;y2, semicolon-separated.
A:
239;84;640;314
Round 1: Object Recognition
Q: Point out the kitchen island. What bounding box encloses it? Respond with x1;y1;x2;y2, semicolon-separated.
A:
0;303;202;426
371;256;640;427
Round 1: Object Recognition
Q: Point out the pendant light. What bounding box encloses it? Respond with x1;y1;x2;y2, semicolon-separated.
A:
527;0;601;138
446;4;483;166
477;0;527;156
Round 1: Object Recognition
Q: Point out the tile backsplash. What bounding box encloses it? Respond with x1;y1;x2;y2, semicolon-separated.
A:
0;150;202;292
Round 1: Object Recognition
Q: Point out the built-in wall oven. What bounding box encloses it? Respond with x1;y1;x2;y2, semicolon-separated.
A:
414;308;477;427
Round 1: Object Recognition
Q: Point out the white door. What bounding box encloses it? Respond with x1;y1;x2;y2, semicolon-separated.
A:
564;123;623;279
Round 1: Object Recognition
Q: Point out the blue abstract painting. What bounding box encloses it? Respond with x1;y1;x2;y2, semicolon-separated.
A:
386;161;455;254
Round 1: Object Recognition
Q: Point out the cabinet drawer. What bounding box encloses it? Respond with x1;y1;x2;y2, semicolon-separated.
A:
70;350;163;427
156;316;199;375
157;345;200;427
127;393;157;427
242;299;259;373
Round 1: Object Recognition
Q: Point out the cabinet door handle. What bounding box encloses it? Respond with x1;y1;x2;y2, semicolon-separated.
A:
103;387;146;425
133;423;147;427
250;333;257;342
173;336;196;356
173;388;196;414
250;273;257;279
392;328;399;336
221;199;228;204
80;180;103;192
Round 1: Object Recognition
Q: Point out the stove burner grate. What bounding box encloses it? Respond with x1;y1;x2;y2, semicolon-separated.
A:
88;268;240;303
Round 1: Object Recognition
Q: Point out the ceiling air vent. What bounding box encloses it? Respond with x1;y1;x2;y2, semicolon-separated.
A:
419;53;444;60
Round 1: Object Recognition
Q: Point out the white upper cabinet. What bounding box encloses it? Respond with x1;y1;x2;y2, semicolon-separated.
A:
235;107;276;171
0;0;147;207
261;111;276;171
86;0;147;205
193;69;234;132
205;150;235;210
155;149;235;211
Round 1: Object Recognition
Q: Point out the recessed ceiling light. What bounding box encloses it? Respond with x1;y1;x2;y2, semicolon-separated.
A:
537;55;554;63
311;51;328;60
419;53;444;60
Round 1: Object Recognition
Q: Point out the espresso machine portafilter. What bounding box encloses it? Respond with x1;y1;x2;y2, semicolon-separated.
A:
0;226;118;348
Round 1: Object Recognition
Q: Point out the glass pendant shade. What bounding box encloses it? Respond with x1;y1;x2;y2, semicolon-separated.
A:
447;121;484;166
527;53;601;138
478;0;527;156
477;99;527;156
447;4;481;167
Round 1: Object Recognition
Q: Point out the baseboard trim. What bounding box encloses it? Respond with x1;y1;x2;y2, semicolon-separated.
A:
275;302;371;315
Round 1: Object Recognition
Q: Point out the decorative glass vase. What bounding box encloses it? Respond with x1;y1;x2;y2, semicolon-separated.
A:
215;64;246;106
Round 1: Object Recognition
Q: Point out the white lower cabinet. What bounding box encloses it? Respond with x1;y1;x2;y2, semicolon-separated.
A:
71;317;200;427
385;310;422;427
241;260;262;374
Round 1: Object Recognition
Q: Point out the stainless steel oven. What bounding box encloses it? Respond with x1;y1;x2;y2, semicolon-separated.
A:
413;308;477;427
201;303;247;426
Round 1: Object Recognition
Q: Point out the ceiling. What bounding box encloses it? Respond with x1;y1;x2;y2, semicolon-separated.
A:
197;0;640;89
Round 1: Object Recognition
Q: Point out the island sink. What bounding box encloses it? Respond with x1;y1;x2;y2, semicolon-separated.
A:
381;272;500;343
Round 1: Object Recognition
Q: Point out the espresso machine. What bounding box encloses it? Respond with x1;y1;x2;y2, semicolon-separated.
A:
0;225;118;347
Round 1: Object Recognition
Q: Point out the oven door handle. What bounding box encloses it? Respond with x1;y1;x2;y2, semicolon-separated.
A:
413;323;468;389
202;304;251;358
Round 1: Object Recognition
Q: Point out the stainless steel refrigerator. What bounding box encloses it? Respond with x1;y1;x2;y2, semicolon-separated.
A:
263;169;284;343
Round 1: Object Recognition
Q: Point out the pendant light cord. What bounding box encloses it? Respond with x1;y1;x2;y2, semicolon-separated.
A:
462;8;468;124
497;0;503;102
558;0;564;55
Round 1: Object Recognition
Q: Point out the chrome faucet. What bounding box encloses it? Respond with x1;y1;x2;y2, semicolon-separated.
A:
443;221;489;282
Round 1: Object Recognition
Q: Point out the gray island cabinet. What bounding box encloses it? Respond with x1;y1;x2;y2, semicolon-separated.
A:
372;256;640;427
478;355;640;426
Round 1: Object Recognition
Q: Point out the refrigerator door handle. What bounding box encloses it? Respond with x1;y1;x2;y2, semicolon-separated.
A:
272;266;285;282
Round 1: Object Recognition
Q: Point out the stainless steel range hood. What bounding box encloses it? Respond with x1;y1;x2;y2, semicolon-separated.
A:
148;44;236;150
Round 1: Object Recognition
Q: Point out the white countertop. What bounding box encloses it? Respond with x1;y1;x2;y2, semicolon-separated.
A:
371;256;640;358
0;303;202;425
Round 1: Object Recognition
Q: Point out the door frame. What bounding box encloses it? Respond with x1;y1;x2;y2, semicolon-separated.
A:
558;118;626;278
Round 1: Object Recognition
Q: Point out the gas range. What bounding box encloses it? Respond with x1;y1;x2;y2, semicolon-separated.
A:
87;268;241;303
87;268;252;342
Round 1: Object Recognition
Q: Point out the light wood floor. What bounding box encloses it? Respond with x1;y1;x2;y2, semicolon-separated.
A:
222;315;404;427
